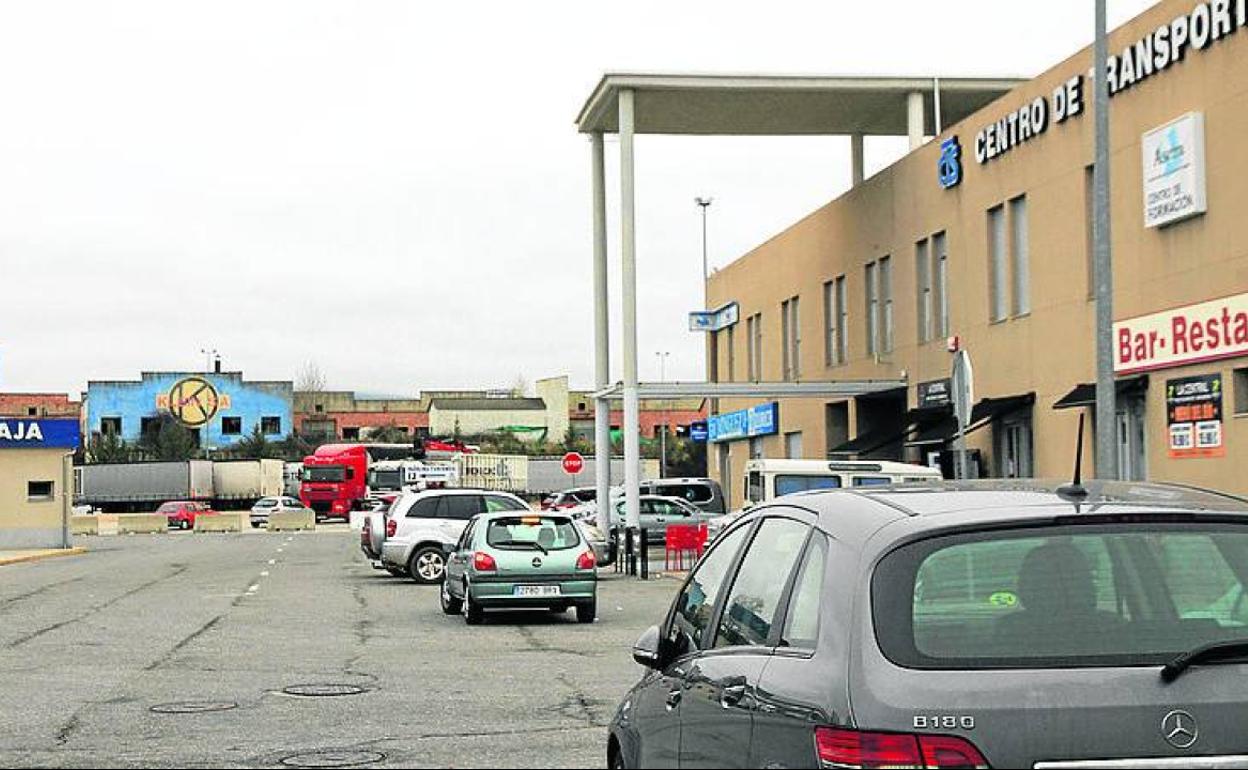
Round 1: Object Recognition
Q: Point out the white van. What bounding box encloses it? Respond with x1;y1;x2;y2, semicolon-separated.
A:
743;458;941;505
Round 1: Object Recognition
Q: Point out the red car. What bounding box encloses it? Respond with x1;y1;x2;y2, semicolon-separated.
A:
157;500;216;530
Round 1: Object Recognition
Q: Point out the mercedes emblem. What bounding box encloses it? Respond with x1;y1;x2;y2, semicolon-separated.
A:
1162;709;1198;750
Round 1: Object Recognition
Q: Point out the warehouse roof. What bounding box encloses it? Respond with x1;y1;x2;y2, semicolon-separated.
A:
429;397;547;412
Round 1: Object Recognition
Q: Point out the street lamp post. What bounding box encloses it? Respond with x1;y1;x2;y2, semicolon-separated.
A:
1092;0;1118;480
656;351;670;477
695;197;712;305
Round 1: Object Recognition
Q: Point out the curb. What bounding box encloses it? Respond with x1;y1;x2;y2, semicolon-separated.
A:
0;547;88;567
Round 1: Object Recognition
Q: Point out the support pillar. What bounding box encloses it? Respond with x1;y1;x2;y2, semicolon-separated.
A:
591;132;612;537
850;133;864;186
907;91;925;150
619;89;642;541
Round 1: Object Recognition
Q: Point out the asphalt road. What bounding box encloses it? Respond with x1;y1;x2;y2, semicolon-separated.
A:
0;530;679;768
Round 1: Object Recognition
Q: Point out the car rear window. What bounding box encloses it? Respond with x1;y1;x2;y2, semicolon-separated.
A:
651;483;713;504
486;516;581;551
775;475;841;497
872;523;1248;669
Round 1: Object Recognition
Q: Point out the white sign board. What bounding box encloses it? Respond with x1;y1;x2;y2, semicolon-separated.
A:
1114;291;1248;374
688;302;740;333
1142;112;1206;229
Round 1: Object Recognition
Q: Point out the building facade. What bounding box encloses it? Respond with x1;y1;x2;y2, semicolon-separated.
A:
0;393;82;420
293;391;429;441
85;371;293;449
707;0;1248;507
0;418;79;549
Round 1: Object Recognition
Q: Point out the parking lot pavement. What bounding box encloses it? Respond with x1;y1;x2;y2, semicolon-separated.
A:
0;531;679;769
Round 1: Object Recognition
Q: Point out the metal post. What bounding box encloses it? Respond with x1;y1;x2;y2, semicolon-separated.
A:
619;89;642;544
1093;0;1118;480
906;92;925;150
656;352;669;478
591;132;612;537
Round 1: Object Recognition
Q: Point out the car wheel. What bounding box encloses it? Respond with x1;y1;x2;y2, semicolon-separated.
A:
439;580;462;615
251;521;261;529
576;599;596;624
408;546;446;585
463;585;484;625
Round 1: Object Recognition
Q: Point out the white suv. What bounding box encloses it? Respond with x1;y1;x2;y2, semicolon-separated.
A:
377;488;529;584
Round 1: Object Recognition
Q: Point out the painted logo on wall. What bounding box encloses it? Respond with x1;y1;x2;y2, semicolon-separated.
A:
156;377;229;427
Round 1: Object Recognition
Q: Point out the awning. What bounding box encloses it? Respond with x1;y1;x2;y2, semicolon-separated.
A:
830;424;909;456
905;412;959;446
1052;376;1149;410
966;393;1036;432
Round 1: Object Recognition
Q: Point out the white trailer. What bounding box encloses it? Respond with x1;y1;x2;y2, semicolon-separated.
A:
212;459;285;507
74;460;214;512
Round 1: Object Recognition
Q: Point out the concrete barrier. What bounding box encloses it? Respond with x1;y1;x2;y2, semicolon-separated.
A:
116;514;167;534
70;515;99;536
97;514;119;536
267;509;315;532
194;512;246;533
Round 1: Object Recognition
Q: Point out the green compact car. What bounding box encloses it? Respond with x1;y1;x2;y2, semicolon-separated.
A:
440;511;598;625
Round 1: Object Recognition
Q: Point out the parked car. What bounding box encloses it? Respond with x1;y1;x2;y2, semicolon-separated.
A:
156;500;215;530
640;477;726;515
602;495;723;544
609;480;1248;769
377;488;530;584
249;496;307;528
439;511;598;624
541;486;598;511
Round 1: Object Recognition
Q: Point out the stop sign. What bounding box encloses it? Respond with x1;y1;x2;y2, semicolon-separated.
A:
561;452;584;475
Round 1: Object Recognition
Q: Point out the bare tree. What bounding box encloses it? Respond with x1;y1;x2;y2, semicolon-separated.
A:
296;361;326;392
510;373;531;398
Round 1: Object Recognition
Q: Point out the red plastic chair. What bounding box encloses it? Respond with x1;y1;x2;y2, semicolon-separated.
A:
665;524;700;571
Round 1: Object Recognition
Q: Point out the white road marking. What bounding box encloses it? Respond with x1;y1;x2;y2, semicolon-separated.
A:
267;559;276;565
260;571;270;577
247;584;259;593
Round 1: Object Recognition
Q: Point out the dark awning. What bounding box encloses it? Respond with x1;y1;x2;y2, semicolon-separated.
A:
966;393;1036;433
905;412;959;446
830;425;909;455
1052;376;1149;410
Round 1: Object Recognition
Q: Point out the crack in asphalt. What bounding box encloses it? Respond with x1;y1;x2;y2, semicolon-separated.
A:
53;713;80;747
6;566;189;649
554;673;609;728
0;576;87;611
514;624;598;658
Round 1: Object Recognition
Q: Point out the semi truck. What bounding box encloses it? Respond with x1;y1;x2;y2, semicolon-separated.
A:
74;460;214;512
211;459;285;508
300;444;370;520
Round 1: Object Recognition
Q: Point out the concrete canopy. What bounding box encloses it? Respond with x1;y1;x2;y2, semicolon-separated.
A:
575;72;1024;136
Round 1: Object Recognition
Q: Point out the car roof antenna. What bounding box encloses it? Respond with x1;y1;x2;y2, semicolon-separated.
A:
1057;413;1089;500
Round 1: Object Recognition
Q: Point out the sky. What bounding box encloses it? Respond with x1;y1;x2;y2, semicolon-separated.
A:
0;0;1157;397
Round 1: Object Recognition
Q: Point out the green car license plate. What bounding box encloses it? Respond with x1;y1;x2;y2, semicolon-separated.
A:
513;585;560;597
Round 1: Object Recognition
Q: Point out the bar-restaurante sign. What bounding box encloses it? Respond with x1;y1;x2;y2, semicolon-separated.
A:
1115;292;1248;374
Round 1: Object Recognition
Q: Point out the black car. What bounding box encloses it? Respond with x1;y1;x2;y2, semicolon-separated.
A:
608;480;1248;769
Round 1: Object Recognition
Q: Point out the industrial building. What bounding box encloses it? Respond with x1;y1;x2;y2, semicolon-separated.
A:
702;0;1248;506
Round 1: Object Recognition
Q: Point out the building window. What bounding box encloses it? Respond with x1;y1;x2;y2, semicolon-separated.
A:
342;427;360;440
825;402;849;456
315;404;324;413
865;261;879;356
988;204;1008;322
1010;195;1030;316
726;325;736;382
824;277;847;367
221;417;242;436
26;407;37;417
577;401;586;412
261;416;281;435
916;238;932;343
933;231;949;338
100;417;122;436
1235;368;1248;415
781;296;800;381
880;256;893;353
785;431;803;459
27;480;54;501
1084;165;1095;299
995;412;1034;478
747;313;763;381
836;276;848;364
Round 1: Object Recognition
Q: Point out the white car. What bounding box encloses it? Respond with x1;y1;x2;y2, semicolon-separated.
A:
377;488;530;584
249;496;306;528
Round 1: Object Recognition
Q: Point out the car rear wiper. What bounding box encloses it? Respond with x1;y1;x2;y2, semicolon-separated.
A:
1160;638;1248;683
494;539;548;555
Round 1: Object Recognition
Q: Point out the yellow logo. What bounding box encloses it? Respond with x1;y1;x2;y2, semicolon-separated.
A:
162;377;221;427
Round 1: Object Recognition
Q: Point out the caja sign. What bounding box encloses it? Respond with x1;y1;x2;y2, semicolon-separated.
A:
0;418;81;449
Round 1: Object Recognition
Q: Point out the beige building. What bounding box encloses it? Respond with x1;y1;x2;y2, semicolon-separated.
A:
0;418;78;549
707;0;1248;508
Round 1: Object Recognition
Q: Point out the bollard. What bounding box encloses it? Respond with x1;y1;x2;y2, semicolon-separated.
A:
639;528;649;580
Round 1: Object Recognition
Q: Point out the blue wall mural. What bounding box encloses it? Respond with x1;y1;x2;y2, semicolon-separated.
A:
86;372;293;449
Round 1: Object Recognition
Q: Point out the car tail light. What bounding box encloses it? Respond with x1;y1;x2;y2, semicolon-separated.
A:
576;550;596;570
814;727;987;769
385;519;397;538
472;551;497;572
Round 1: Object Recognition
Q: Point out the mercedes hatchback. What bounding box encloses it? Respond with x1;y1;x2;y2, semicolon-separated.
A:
440;511;598;624
609;480;1248;769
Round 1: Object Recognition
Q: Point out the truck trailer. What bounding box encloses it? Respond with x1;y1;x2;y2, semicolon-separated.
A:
74;460;214;512
211;459;285;508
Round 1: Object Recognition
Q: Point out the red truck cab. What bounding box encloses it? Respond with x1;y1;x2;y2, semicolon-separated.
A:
300;444;370;520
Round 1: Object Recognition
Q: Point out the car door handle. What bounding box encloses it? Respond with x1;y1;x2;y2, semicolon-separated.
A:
665;688;682;710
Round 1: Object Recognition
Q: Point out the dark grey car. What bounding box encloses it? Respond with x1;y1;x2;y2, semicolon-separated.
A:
608;480;1248;769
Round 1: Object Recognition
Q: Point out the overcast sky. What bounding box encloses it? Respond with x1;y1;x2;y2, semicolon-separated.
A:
0;0;1156;397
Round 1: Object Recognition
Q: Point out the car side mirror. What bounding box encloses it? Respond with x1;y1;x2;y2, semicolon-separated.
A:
632;624;665;669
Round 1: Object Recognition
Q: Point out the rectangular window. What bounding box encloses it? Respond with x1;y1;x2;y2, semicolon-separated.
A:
26;406;37;417
140;417;159;437
790;296;800;379
880;255;893;353
865;261;879;356
100;417;122;436
747;313;763;381
342;427;360;440
261;416;281;435
781;296;800;380
916;238;931;343
988;204;1007;322
836;276;847;364
1009;195;1029;316
825;401;849;455
1085;165;1095;299
221;417;242;436
726;325;736;382
27;480;54;501
781;299;791;381
1235;368;1248;415
823;280;835;366
933;231;949;338
784;431;803;459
